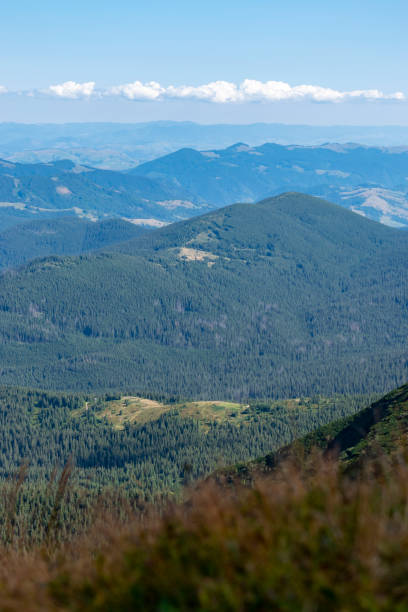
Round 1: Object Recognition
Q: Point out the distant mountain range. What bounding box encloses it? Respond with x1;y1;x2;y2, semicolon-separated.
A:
132;142;408;228
0;193;407;397
1;141;408;230
2;121;408;170
0;158;213;230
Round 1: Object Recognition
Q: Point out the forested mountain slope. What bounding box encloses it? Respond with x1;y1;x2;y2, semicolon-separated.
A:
0;158;212;230
0;193;407;397
0;217;146;270
329;382;408;469
132;142;408;227
221;382;408;483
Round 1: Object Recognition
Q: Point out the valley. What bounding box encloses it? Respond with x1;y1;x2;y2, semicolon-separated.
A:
0;158;213;231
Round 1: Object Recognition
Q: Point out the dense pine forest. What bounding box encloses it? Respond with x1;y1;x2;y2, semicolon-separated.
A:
0;179;407;610
0;385;376;545
0;187;407;608
0;193;407;397
0;217;146;270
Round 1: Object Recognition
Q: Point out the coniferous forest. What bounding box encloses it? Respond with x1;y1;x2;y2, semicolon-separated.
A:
0;191;406;611
0;385;376;545
2;0;408;607
0;194;407;399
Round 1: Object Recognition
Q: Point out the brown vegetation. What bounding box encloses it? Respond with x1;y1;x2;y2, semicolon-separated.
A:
0;448;407;610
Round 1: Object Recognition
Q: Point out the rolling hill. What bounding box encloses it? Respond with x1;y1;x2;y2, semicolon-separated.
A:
132;142;408;228
0;158;212;230
0;193;407;397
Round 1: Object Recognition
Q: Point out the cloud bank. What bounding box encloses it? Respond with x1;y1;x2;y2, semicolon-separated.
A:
109;79;405;103
4;80;406;103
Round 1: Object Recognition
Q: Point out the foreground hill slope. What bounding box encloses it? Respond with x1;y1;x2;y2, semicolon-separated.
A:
0;193;407;396
132;142;408;227
329;382;408;469
1;384;408;609
229;382;408;481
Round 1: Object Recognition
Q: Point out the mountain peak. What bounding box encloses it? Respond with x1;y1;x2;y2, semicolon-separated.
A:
225;142;251;152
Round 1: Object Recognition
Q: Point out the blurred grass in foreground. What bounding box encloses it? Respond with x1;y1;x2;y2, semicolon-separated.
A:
0;447;408;610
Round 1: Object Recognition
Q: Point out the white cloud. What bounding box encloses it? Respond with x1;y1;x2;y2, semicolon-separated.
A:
109;79;405;103
166;81;240;103
109;80;164;100
47;81;96;99
0;86;7;94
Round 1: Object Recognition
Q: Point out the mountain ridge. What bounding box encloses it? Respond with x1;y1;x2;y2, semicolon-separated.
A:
3;121;408;171
0;157;213;230
0;193;407;397
131;141;408;227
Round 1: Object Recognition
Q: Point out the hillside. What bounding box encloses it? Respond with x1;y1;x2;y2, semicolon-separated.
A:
0;193;407;397
82;394;369;432
0;158;212;230
232;382;408;481
0;217;146;270
329;383;408;469
132;142;408;227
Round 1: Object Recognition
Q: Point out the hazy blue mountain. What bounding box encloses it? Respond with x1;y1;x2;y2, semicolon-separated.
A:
0;158;213;230
2;122;408;170
0;193;407;398
132;142;408;227
2;140;408;230
0;217;146;270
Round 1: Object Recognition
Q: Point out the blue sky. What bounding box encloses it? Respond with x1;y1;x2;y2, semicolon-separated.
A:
1;0;407;123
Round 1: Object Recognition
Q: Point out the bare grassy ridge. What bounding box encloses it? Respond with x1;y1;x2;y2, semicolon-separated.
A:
0;450;407;610
88;395;350;430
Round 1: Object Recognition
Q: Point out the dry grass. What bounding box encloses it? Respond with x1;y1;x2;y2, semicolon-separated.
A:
90;398;246;429
0;449;408;609
95;396;170;429
73;394;352;432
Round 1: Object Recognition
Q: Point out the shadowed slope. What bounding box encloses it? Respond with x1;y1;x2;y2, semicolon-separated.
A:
0;217;147;270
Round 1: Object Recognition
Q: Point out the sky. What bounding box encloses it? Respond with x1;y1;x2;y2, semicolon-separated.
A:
1;0;407;124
